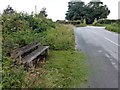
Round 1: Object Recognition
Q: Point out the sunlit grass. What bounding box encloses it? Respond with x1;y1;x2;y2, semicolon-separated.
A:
24;50;88;88
105;23;120;33
2;23;88;88
41;24;75;50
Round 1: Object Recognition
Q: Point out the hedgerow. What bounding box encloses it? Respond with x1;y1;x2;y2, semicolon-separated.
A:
1;10;75;88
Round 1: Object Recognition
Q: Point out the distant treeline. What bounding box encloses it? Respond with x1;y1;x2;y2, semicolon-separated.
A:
97;19;120;24
56;19;120;25
56;20;81;25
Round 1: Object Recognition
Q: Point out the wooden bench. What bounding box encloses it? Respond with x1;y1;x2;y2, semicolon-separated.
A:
11;41;49;67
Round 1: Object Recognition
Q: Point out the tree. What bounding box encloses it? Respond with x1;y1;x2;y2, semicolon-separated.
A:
65;0;110;24
66;1;85;20
3;5;15;14
86;0;110;23
38;7;48;17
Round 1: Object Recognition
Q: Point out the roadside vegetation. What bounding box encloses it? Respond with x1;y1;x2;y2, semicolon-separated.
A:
63;0;119;34
1;6;88;88
104;23;119;33
92;19;120;33
0;24;2;89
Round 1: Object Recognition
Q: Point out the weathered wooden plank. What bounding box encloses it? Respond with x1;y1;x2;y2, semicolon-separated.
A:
22;46;49;64
11;41;40;59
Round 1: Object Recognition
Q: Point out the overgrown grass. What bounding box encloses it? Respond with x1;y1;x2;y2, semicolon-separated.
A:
91;23;120;33
3;24;74;56
23;50;88;88
2;23;88;88
75;24;87;27
91;23;104;27
41;24;75;50
0;24;2;89
2;11;88;88
105;23;120;33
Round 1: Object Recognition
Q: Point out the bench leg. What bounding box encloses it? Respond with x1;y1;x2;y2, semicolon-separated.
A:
29;61;34;68
45;49;49;57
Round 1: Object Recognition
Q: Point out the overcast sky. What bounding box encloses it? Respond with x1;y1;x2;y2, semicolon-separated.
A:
0;0;119;21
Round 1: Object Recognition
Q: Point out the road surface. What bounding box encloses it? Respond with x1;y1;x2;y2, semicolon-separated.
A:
74;26;119;88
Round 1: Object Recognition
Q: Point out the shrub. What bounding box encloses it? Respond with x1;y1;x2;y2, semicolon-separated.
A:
97;19;120;24
2;11;75;88
2;57;26;88
41;24;75;50
93;18;97;25
105;23;120;33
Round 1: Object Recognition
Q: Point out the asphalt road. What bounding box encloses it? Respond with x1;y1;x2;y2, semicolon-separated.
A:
74;26;119;88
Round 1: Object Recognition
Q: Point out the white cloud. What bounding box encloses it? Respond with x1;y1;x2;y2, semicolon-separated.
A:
0;0;119;21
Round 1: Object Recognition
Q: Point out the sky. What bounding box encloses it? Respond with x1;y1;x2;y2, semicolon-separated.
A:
0;0;119;21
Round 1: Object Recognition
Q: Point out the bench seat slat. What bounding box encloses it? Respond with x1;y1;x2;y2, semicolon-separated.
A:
22;46;49;64
11;41;40;59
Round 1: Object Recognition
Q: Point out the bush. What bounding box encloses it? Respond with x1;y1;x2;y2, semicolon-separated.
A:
41;24;75;50
2;57;27;88
105;23;120;33
97;19;120;24
93;18;97;25
1;10;77;88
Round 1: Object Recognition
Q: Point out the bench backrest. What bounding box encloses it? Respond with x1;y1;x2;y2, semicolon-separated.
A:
11;41;40;59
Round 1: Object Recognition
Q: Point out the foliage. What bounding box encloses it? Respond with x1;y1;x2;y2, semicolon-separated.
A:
91;19;120;33
2;57;26;88
93;18;97;25
41;24;75;50
0;24;2;89
105;23;120;33
3;5;15;14
66;1;85;21
92;19;120;33
23;50;88;88
65;0;110;24
2;11;55;33
2;8;55;88
38;7;48;17
75;23;87;27
97;19;120;24
2;6;87;88
83;19;86;25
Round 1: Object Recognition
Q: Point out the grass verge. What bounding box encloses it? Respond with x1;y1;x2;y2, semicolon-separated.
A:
75;24;87;27
0;24;2;89
24;50;88;88
2;23;88;88
91;23;120;33
104;24;120;33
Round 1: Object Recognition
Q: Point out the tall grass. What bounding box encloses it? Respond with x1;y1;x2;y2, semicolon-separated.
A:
105;23;120;33
2;11;88;88
0;24;2;89
33;51;88;88
41;24;75;50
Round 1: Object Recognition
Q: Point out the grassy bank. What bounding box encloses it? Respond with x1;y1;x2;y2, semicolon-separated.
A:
0;24;2;89
2;12;88;88
93;23;120;33
75;24;87;27
104;23;120;33
23;50;87;88
41;24;75;50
